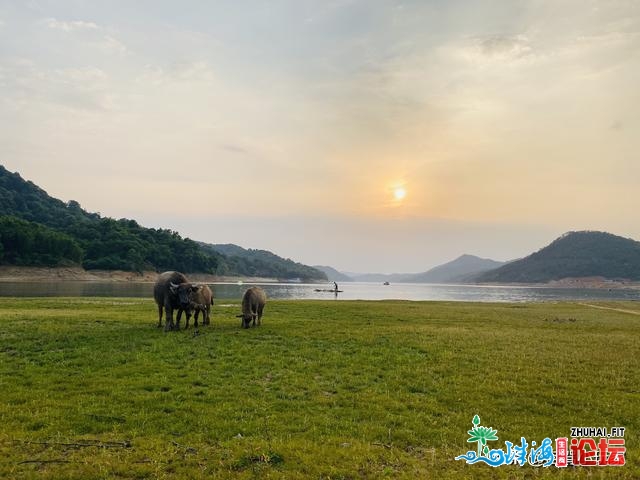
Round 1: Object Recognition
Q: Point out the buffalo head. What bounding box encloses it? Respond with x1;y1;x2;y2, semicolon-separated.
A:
170;282;200;309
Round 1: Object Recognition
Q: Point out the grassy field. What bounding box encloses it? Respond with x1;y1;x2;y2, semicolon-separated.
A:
0;298;638;479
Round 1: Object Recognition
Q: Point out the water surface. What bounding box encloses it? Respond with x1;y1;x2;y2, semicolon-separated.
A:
0;281;638;302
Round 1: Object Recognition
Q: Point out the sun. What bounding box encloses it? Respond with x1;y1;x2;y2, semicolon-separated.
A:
393;187;406;201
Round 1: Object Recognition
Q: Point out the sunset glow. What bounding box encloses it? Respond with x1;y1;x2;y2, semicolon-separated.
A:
394;187;406;201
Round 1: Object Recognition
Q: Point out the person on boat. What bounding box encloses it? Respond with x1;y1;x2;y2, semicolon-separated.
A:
333;282;338;291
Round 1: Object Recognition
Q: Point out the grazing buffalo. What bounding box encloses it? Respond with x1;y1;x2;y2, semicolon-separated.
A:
237;286;267;328
153;271;198;331
186;284;213;329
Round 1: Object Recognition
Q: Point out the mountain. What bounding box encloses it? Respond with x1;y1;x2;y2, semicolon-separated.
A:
0;165;326;280
202;244;327;281
341;255;505;284
313;265;353;282
206;243;249;257
476;231;640;283
348;272;409;283
404;254;507;283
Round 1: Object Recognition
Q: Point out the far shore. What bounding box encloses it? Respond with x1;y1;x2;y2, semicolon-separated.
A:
1;266;638;290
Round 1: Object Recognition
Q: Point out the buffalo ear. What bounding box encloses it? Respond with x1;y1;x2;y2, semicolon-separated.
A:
191;284;201;292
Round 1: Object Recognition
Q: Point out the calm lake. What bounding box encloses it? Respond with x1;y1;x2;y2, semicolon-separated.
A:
0;281;638;302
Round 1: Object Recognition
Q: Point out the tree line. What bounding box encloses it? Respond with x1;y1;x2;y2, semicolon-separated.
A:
0;166;326;280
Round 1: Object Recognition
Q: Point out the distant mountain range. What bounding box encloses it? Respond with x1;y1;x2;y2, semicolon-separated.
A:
313;265;354;282
325;231;640;285
339;272;408;283
475;231;640;283
319;254;507;284
405;254;506;283
0;165;326;281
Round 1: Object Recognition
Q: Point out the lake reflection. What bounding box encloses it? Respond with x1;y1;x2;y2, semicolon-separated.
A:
0;281;638;302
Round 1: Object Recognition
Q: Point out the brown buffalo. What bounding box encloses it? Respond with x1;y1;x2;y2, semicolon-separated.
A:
237;286;267;328
153;271;199;331
186;284;213;328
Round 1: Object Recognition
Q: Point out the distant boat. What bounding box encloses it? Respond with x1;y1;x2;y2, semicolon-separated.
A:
383;281;390;285
314;289;343;293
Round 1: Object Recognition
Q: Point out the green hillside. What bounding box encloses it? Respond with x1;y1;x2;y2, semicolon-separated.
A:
203;243;326;281
476;231;640;283
0;215;83;266
0;165;325;280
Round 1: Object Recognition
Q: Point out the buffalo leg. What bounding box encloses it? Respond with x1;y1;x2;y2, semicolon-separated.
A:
165;306;174;332
257;305;264;326
157;305;163;328
175;309;184;330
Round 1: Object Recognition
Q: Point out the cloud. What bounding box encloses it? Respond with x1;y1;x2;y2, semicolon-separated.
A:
136;61;216;86
45;18;99;32
220;144;249;154
476;35;533;59
455;34;535;65
610;120;623;131
42;18;129;56
98;35;129;55
2;60;113;112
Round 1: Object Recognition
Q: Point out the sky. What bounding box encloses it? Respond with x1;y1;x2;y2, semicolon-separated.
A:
1;1;639;273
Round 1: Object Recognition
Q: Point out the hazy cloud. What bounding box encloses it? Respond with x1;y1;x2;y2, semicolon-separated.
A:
220;144;249;154
1;60;113;111
98;35;129;55
610;120;623;131
42;17;129;56
45;18;99;31
473;34;534;61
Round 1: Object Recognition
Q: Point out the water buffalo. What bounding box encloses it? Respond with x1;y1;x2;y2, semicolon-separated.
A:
186;284;213;329
237;286;267;328
153;271;198;331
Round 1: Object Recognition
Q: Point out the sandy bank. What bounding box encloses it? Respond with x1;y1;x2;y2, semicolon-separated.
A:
0;266;279;284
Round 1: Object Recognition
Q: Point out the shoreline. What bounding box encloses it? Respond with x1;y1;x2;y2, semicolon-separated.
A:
0;266;282;284
0;266;638;290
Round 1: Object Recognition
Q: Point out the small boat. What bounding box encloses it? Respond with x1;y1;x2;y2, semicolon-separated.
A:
314;289;343;293
383;281;390;285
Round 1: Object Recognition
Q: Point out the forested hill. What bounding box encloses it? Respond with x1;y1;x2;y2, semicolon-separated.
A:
0;165;326;280
475;231;640;282
202;244;325;281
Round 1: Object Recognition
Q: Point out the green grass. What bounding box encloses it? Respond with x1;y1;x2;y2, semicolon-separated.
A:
0;298;638;478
